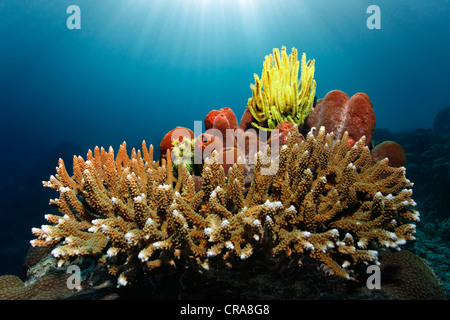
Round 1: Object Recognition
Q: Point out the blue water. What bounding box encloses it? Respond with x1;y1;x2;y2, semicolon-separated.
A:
0;0;449;277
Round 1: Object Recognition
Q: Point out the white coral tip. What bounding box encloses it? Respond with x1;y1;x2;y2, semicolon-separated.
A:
117;274;128;287
59;186;70;193
107;247;118;257
287;205;296;212
138;251;148;262
125;232;133;241
41;225;52;233
172;209;180;217
152;241;162;248
51;248;62;257
225;241;234;250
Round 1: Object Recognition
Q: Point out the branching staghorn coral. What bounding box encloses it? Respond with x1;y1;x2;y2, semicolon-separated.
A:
248;46;316;131
31;127;419;286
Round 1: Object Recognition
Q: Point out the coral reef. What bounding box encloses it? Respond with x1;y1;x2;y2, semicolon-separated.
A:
0;43;447;301
29;125;418;287
373;125;450;222
242;46;316;131
411;225;450;296
306;90;376;148
433;105;450;134
372;117;450;295
4;246;446;300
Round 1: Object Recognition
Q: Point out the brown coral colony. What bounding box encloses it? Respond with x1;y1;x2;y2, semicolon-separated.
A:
31;126;418;286
30;47;419;288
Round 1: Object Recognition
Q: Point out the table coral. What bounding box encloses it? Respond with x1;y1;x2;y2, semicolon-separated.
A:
245;46;316;131
30;126;418;286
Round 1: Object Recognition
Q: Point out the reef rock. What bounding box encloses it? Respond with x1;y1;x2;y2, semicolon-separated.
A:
433;105;450;134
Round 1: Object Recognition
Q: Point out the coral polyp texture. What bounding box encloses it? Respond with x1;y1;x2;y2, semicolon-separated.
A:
245;46;316;131
30;126;419;286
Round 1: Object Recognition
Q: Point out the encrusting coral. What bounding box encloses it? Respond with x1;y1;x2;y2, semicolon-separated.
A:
30;125;419;286
245;46;316;131
0;273;72;300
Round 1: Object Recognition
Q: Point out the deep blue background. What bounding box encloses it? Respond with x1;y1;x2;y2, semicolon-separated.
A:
0;0;449;276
